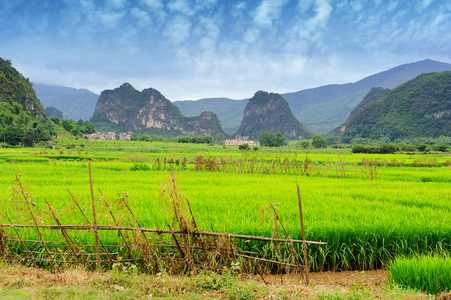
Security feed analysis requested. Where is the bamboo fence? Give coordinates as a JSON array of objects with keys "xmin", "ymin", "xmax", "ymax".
[{"xmin": 0, "ymin": 164, "xmax": 326, "ymax": 285}]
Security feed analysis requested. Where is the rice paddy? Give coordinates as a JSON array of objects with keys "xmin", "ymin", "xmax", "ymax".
[{"xmin": 0, "ymin": 141, "xmax": 450, "ymax": 274}]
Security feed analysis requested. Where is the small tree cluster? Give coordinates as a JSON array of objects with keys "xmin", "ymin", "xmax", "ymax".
[
  {"xmin": 257, "ymin": 131, "xmax": 285, "ymax": 147},
  {"xmin": 1, "ymin": 111, "xmax": 57, "ymax": 147},
  {"xmin": 52, "ymin": 117, "xmax": 95, "ymax": 137},
  {"xmin": 312, "ymin": 135, "xmax": 327, "ymax": 148},
  {"xmin": 175, "ymin": 135, "xmax": 213, "ymax": 144}
]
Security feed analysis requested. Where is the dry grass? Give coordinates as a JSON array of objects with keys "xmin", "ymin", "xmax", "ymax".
[{"xmin": 0, "ymin": 261, "xmax": 430, "ymax": 300}]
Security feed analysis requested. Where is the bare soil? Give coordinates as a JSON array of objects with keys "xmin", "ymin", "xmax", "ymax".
[{"xmin": 0, "ymin": 263, "xmax": 432, "ymax": 299}]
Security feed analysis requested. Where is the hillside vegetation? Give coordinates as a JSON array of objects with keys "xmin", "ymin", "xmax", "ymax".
[
  {"xmin": 339, "ymin": 71, "xmax": 451, "ymax": 142},
  {"xmin": 0, "ymin": 57, "xmax": 56, "ymax": 146}
]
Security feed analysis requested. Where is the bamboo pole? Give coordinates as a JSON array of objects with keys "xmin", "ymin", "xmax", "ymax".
[
  {"xmin": 67, "ymin": 190, "xmax": 113, "ymax": 264},
  {"xmin": 121, "ymin": 194, "xmax": 154, "ymax": 270},
  {"xmin": 44, "ymin": 197, "xmax": 83, "ymax": 264},
  {"xmin": 100, "ymin": 189, "xmax": 134, "ymax": 260},
  {"xmin": 0, "ymin": 228, "xmax": 7, "ymax": 258},
  {"xmin": 89, "ymin": 163, "xmax": 101, "ymax": 272},
  {"xmin": 297, "ymin": 183, "xmax": 309, "ymax": 285},
  {"xmin": 0, "ymin": 224, "xmax": 327, "ymax": 245},
  {"xmin": 15, "ymin": 175, "xmax": 59, "ymax": 271}
]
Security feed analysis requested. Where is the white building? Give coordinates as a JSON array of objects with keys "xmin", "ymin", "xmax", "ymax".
[{"xmin": 225, "ymin": 138, "xmax": 260, "ymax": 146}]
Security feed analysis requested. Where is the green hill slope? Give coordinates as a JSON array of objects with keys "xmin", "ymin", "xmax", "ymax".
[
  {"xmin": 0, "ymin": 57, "xmax": 56, "ymax": 146},
  {"xmin": 175, "ymin": 59, "xmax": 451, "ymax": 135},
  {"xmin": 339, "ymin": 72, "xmax": 451, "ymax": 142}
]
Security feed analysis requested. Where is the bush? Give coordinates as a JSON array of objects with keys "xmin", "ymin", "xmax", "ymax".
[
  {"xmin": 380, "ymin": 144, "xmax": 397, "ymax": 154},
  {"xmin": 238, "ymin": 143, "xmax": 249, "ymax": 151},
  {"xmin": 352, "ymin": 144, "xmax": 380, "ymax": 154},
  {"xmin": 312, "ymin": 135, "xmax": 327, "ymax": 148},
  {"xmin": 416, "ymin": 144, "xmax": 427, "ymax": 152},
  {"xmin": 433, "ymin": 144, "xmax": 449, "ymax": 152}
]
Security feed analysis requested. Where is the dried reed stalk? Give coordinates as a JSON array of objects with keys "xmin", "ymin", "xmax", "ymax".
[
  {"xmin": 89, "ymin": 163, "xmax": 101, "ymax": 272},
  {"xmin": 297, "ymin": 183, "xmax": 309, "ymax": 285}
]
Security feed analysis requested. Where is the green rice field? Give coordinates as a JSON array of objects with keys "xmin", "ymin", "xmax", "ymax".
[{"xmin": 0, "ymin": 141, "xmax": 450, "ymax": 272}]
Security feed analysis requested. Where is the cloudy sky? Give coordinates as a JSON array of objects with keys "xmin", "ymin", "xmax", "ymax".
[{"xmin": 1, "ymin": 0, "xmax": 450, "ymax": 100}]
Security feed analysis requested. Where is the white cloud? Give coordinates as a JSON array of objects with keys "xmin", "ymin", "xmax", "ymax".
[
  {"xmin": 350, "ymin": 0, "xmax": 366, "ymax": 12},
  {"xmin": 252, "ymin": 0, "xmax": 289, "ymax": 27},
  {"xmin": 168, "ymin": 0, "xmax": 193, "ymax": 16},
  {"xmin": 231, "ymin": 2, "xmax": 246, "ymax": 18},
  {"xmin": 96, "ymin": 10, "xmax": 126, "ymax": 29},
  {"xmin": 163, "ymin": 15, "xmax": 192, "ymax": 44},
  {"xmin": 243, "ymin": 27, "xmax": 260, "ymax": 44},
  {"xmin": 105, "ymin": 0, "xmax": 126, "ymax": 10},
  {"xmin": 420, "ymin": 0, "xmax": 433, "ymax": 10},
  {"xmin": 294, "ymin": 0, "xmax": 333, "ymax": 42},
  {"xmin": 140, "ymin": 0, "xmax": 163, "ymax": 10},
  {"xmin": 131, "ymin": 7, "xmax": 152, "ymax": 27},
  {"xmin": 195, "ymin": 0, "xmax": 218, "ymax": 10},
  {"xmin": 297, "ymin": 0, "xmax": 314, "ymax": 12},
  {"xmin": 386, "ymin": 1, "xmax": 399, "ymax": 12}
]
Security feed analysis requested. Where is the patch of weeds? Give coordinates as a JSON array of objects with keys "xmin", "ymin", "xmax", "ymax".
[
  {"xmin": 188, "ymin": 263, "xmax": 257, "ymax": 299},
  {"xmin": 318, "ymin": 272, "xmax": 373, "ymax": 300},
  {"xmin": 223, "ymin": 282, "xmax": 255, "ymax": 300},
  {"xmin": 190, "ymin": 271, "xmax": 233, "ymax": 292}
]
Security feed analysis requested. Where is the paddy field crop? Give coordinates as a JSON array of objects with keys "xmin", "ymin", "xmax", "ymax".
[{"xmin": 0, "ymin": 141, "xmax": 450, "ymax": 273}]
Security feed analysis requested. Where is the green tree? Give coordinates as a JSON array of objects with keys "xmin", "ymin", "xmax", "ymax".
[
  {"xmin": 238, "ymin": 143, "xmax": 249, "ymax": 150},
  {"xmin": 298, "ymin": 140, "xmax": 310, "ymax": 149},
  {"xmin": 214, "ymin": 132, "xmax": 225, "ymax": 144},
  {"xmin": 257, "ymin": 131, "xmax": 285, "ymax": 147},
  {"xmin": 312, "ymin": 135, "xmax": 327, "ymax": 148}
]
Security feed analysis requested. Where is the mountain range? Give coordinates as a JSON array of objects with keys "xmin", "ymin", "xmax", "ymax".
[
  {"xmin": 176, "ymin": 59, "xmax": 451, "ymax": 134},
  {"xmin": 33, "ymin": 59, "xmax": 451, "ymax": 136},
  {"xmin": 90, "ymin": 83, "xmax": 225, "ymax": 137},
  {"xmin": 334, "ymin": 71, "xmax": 451, "ymax": 142},
  {"xmin": 34, "ymin": 84, "xmax": 98, "ymax": 121}
]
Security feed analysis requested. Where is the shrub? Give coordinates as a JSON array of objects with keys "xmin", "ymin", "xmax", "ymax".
[
  {"xmin": 433, "ymin": 144, "xmax": 449, "ymax": 152},
  {"xmin": 238, "ymin": 143, "xmax": 249, "ymax": 151}
]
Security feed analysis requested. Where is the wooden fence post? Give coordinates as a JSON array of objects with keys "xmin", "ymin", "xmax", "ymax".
[
  {"xmin": 297, "ymin": 183, "xmax": 309, "ymax": 285},
  {"xmin": 0, "ymin": 228, "xmax": 7, "ymax": 258},
  {"xmin": 89, "ymin": 163, "xmax": 101, "ymax": 272}
]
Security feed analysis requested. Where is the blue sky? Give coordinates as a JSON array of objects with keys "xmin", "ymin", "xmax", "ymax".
[{"xmin": 1, "ymin": 0, "xmax": 450, "ymax": 100}]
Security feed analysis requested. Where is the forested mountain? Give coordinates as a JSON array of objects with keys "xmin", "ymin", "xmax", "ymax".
[
  {"xmin": 174, "ymin": 98, "xmax": 247, "ymax": 135},
  {"xmin": 32, "ymin": 59, "xmax": 451, "ymax": 136},
  {"xmin": 337, "ymin": 71, "xmax": 451, "ymax": 142},
  {"xmin": 90, "ymin": 83, "xmax": 225, "ymax": 137},
  {"xmin": 175, "ymin": 59, "xmax": 451, "ymax": 134},
  {"xmin": 44, "ymin": 106, "xmax": 63, "ymax": 118},
  {"xmin": 0, "ymin": 57, "xmax": 56, "ymax": 146},
  {"xmin": 235, "ymin": 91, "xmax": 313, "ymax": 139},
  {"xmin": 34, "ymin": 84, "xmax": 99, "ymax": 121}
]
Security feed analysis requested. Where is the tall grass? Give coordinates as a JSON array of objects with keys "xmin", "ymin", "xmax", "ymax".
[{"xmin": 388, "ymin": 254, "xmax": 451, "ymax": 295}]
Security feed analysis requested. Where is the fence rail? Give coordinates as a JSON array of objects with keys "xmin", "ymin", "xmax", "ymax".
[{"xmin": 0, "ymin": 164, "xmax": 326, "ymax": 285}]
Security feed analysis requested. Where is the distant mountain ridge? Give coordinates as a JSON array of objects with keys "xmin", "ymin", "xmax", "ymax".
[
  {"xmin": 34, "ymin": 84, "xmax": 99, "ymax": 121},
  {"xmin": 235, "ymin": 91, "xmax": 313, "ymax": 139},
  {"xmin": 175, "ymin": 59, "xmax": 451, "ymax": 134},
  {"xmin": 34, "ymin": 59, "xmax": 451, "ymax": 135},
  {"xmin": 337, "ymin": 71, "xmax": 451, "ymax": 142},
  {"xmin": 90, "ymin": 83, "xmax": 225, "ymax": 137},
  {"xmin": 173, "ymin": 98, "xmax": 247, "ymax": 135}
]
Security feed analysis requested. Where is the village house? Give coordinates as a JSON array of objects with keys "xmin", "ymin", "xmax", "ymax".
[
  {"xmin": 104, "ymin": 132, "xmax": 116, "ymax": 140},
  {"xmin": 119, "ymin": 133, "xmax": 131, "ymax": 141},
  {"xmin": 225, "ymin": 138, "xmax": 260, "ymax": 147}
]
